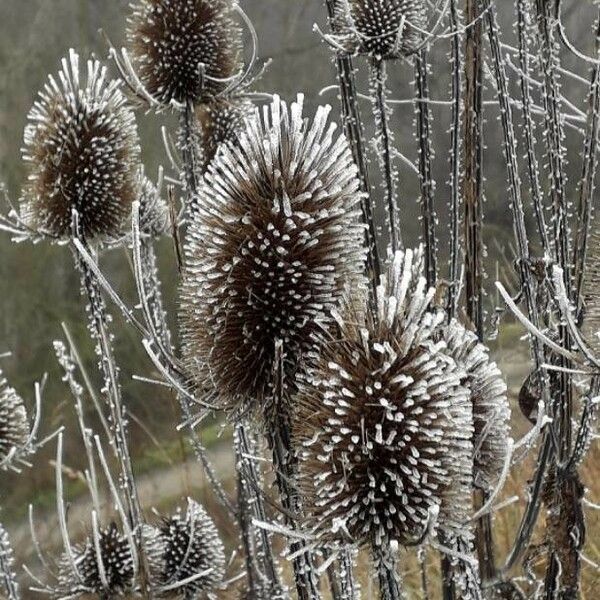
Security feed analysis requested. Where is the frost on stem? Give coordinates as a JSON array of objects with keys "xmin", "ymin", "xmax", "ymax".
[
  {"xmin": 438, "ymin": 320, "xmax": 511, "ymax": 492},
  {"xmin": 0, "ymin": 372, "xmax": 30, "ymax": 469},
  {"xmin": 20, "ymin": 50, "xmax": 142, "ymax": 240},
  {"xmin": 331, "ymin": 0, "xmax": 426, "ymax": 59},
  {"xmin": 293, "ymin": 247, "xmax": 474, "ymax": 552},
  {"xmin": 148, "ymin": 498, "xmax": 226, "ymax": 598},
  {"xmin": 0, "ymin": 521, "xmax": 18, "ymax": 600},
  {"xmin": 127, "ymin": 0, "xmax": 243, "ymax": 106},
  {"xmin": 179, "ymin": 94, "xmax": 367, "ymax": 420}
]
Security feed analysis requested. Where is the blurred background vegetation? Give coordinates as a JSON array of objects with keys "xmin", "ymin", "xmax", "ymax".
[{"xmin": 1, "ymin": 1, "xmax": 600, "ymax": 597}]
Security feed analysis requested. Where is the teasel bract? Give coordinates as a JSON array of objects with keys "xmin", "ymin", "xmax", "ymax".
[
  {"xmin": 20, "ymin": 50, "xmax": 142, "ymax": 241},
  {"xmin": 149, "ymin": 498, "xmax": 226, "ymax": 598},
  {"xmin": 294, "ymin": 247, "xmax": 475, "ymax": 598},
  {"xmin": 56, "ymin": 523, "xmax": 136, "ymax": 597},
  {"xmin": 126, "ymin": 0, "xmax": 243, "ymax": 107},
  {"xmin": 179, "ymin": 94, "xmax": 367, "ymax": 419},
  {"xmin": 0, "ymin": 372, "xmax": 29, "ymax": 469},
  {"xmin": 438, "ymin": 320, "xmax": 511, "ymax": 492}
]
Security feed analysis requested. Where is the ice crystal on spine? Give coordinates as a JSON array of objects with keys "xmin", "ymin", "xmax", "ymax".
[
  {"xmin": 333, "ymin": 0, "xmax": 426, "ymax": 59},
  {"xmin": 179, "ymin": 94, "xmax": 367, "ymax": 417},
  {"xmin": 57, "ymin": 523, "xmax": 135, "ymax": 596},
  {"xmin": 0, "ymin": 372, "xmax": 29, "ymax": 468},
  {"xmin": 294, "ymin": 248, "xmax": 474, "ymax": 549},
  {"xmin": 438, "ymin": 320, "xmax": 511, "ymax": 491},
  {"xmin": 150, "ymin": 498, "xmax": 225, "ymax": 598},
  {"xmin": 127, "ymin": 0, "xmax": 243, "ymax": 105},
  {"xmin": 20, "ymin": 50, "xmax": 142, "ymax": 240}
]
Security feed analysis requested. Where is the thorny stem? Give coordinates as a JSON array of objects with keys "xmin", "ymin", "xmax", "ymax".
[
  {"xmin": 482, "ymin": 0, "xmax": 554, "ymax": 580},
  {"xmin": 370, "ymin": 58, "xmax": 402, "ymax": 254},
  {"xmin": 415, "ymin": 48, "xmax": 438, "ymax": 288},
  {"xmin": 0, "ymin": 521, "xmax": 18, "ymax": 600},
  {"xmin": 463, "ymin": 0, "xmax": 493, "ymax": 585},
  {"xmin": 376, "ymin": 550, "xmax": 405, "ymax": 600},
  {"xmin": 448, "ymin": 0, "xmax": 463, "ymax": 321},
  {"xmin": 179, "ymin": 100, "xmax": 201, "ymax": 218},
  {"xmin": 516, "ymin": 0, "xmax": 551, "ymax": 254},
  {"xmin": 573, "ymin": 10, "xmax": 600, "ymax": 315},
  {"xmin": 324, "ymin": 0, "xmax": 381, "ymax": 291},
  {"xmin": 72, "ymin": 236, "xmax": 151, "ymax": 598}
]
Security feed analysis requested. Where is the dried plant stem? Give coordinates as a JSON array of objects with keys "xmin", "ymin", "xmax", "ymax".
[
  {"xmin": 516, "ymin": 0, "xmax": 550, "ymax": 253},
  {"xmin": 448, "ymin": 0, "xmax": 463, "ymax": 320},
  {"xmin": 573, "ymin": 11, "xmax": 600, "ymax": 313},
  {"xmin": 179, "ymin": 100, "xmax": 200, "ymax": 216},
  {"xmin": 0, "ymin": 521, "xmax": 18, "ymax": 600},
  {"xmin": 324, "ymin": 0, "xmax": 381, "ymax": 289},
  {"xmin": 463, "ymin": 0, "xmax": 492, "ymax": 586},
  {"xmin": 370, "ymin": 58, "xmax": 401, "ymax": 254},
  {"xmin": 72, "ymin": 236, "xmax": 151, "ymax": 597},
  {"xmin": 415, "ymin": 48, "xmax": 438, "ymax": 288},
  {"xmin": 376, "ymin": 550, "xmax": 404, "ymax": 600}
]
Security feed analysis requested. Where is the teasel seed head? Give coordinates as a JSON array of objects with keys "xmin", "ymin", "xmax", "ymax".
[
  {"xmin": 438, "ymin": 319, "xmax": 511, "ymax": 491},
  {"xmin": 179, "ymin": 95, "xmax": 367, "ymax": 419},
  {"xmin": 138, "ymin": 177, "xmax": 171, "ymax": 238},
  {"xmin": 127, "ymin": 0, "xmax": 243, "ymax": 106},
  {"xmin": 57, "ymin": 523, "xmax": 135, "ymax": 596},
  {"xmin": 20, "ymin": 50, "xmax": 142, "ymax": 241},
  {"xmin": 195, "ymin": 98, "xmax": 255, "ymax": 168},
  {"xmin": 333, "ymin": 0, "xmax": 426, "ymax": 59},
  {"xmin": 151, "ymin": 498, "xmax": 225, "ymax": 598},
  {"xmin": 294, "ymin": 248, "xmax": 474, "ymax": 550},
  {"xmin": 0, "ymin": 373, "xmax": 29, "ymax": 468}
]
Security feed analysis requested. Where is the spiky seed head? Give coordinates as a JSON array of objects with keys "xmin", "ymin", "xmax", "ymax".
[
  {"xmin": 0, "ymin": 373, "xmax": 29, "ymax": 467},
  {"xmin": 333, "ymin": 0, "xmax": 426, "ymax": 59},
  {"xmin": 151, "ymin": 498, "xmax": 225, "ymax": 597},
  {"xmin": 58, "ymin": 523, "xmax": 135, "ymax": 596},
  {"xmin": 438, "ymin": 320, "xmax": 511, "ymax": 491},
  {"xmin": 20, "ymin": 50, "xmax": 142, "ymax": 240},
  {"xmin": 294, "ymin": 248, "xmax": 474, "ymax": 550},
  {"xmin": 127, "ymin": 0, "xmax": 243, "ymax": 106},
  {"xmin": 195, "ymin": 98, "xmax": 255, "ymax": 168},
  {"xmin": 138, "ymin": 177, "xmax": 171, "ymax": 238},
  {"xmin": 179, "ymin": 95, "xmax": 367, "ymax": 418}
]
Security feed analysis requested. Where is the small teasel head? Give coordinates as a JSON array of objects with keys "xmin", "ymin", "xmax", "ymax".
[
  {"xmin": 151, "ymin": 498, "xmax": 225, "ymax": 597},
  {"xmin": 294, "ymin": 247, "xmax": 474, "ymax": 550},
  {"xmin": 127, "ymin": 0, "xmax": 243, "ymax": 106},
  {"xmin": 20, "ymin": 50, "xmax": 142, "ymax": 240},
  {"xmin": 0, "ymin": 372, "xmax": 29, "ymax": 469},
  {"xmin": 438, "ymin": 319, "xmax": 511, "ymax": 491},
  {"xmin": 179, "ymin": 94, "xmax": 367, "ymax": 419},
  {"xmin": 195, "ymin": 98, "xmax": 255, "ymax": 168},
  {"xmin": 332, "ymin": 0, "xmax": 427, "ymax": 59},
  {"xmin": 57, "ymin": 523, "xmax": 135, "ymax": 596}
]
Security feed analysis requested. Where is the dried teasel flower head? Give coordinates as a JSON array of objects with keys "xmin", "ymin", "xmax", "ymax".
[
  {"xmin": 179, "ymin": 94, "xmax": 367, "ymax": 418},
  {"xmin": 20, "ymin": 50, "xmax": 142, "ymax": 240},
  {"xmin": 137, "ymin": 177, "xmax": 171, "ymax": 238},
  {"xmin": 0, "ymin": 373, "xmax": 29, "ymax": 469},
  {"xmin": 195, "ymin": 98, "xmax": 255, "ymax": 168},
  {"xmin": 127, "ymin": 0, "xmax": 243, "ymax": 106},
  {"xmin": 438, "ymin": 320, "xmax": 511, "ymax": 491},
  {"xmin": 57, "ymin": 523, "xmax": 135, "ymax": 596},
  {"xmin": 150, "ymin": 498, "xmax": 225, "ymax": 598},
  {"xmin": 331, "ymin": 0, "xmax": 427, "ymax": 60},
  {"xmin": 294, "ymin": 247, "xmax": 474, "ymax": 550}
]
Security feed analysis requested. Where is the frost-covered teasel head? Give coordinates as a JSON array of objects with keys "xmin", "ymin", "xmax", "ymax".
[
  {"xmin": 137, "ymin": 177, "xmax": 171, "ymax": 239},
  {"xmin": 150, "ymin": 498, "xmax": 225, "ymax": 597},
  {"xmin": 438, "ymin": 320, "xmax": 511, "ymax": 491},
  {"xmin": 195, "ymin": 98, "xmax": 255, "ymax": 168},
  {"xmin": 20, "ymin": 50, "xmax": 142, "ymax": 240},
  {"xmin": 127, "ymin": 0, "xmax": 243, "ymax": 106},
  {"xmin": 57, "ymin": 523, "xmax": 135, "ymax": 597},
  {"xmin": 332, "ymin": 0, "xmax": 427, "ymax": 59},
  {"xmin": 0, "ymin": 373, "xmax": 30, "ymax": 469},
  {"xmin": 294, "ymin": 248, "xmax": 474, "ymax": 550},
  {"xmin": 179, "ymin": 95, "xmax": 367, "ymax": 418}
]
